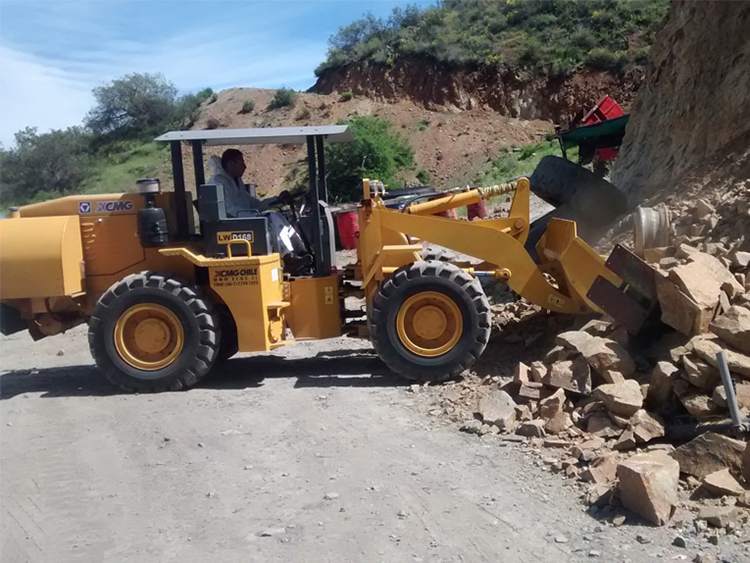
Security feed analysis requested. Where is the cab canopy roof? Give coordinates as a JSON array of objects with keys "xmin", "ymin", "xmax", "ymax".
[{"xmin": 155, "ymin": 125, "xmax": 353, "ymax": 146}]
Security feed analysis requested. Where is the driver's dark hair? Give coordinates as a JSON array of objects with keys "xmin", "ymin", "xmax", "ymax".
[{"xmin": 221, "ymin": 149, "xmax": 243, "ymax": 170}]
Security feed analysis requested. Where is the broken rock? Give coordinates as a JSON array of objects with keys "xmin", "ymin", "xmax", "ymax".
[
  {"xmin": 516, "ymin": 420, "xmax": 546, "ymax": 438},
  {"xmin": 539, "ymin": 388, "xmax": 566, "ymax": 420},
  {"xmin": 513, "ymin": 362, "xmax": 531, "ymax": 384},
  {"xmin": 682, "ymin": 355, "xmax": 721, "ymax": 390},
  {"xmin": 593, "ymin": 380, "xmax": 643, "ymax": 418},
  {"xmin": 581, "ymin": 452, "xmax": 619, "ymax": 484},
  {"xmin": 617, "ymin": 451, "xmax": 680, "ymax": 526},
  {"xmin": 646, "ymin": 361, "xmax": 680, "ymax": 409},
  {"xmin": 710, "ymin": 306, "xmax": 750, "ymax": 355},
  {"xmin": 670, "ymin": 432, "xmax": 746, "ymax": 479},
  {"xmin": 556, "ymin": 331, "xmax": 636, "ymax": 377},
  {"xmin": 669, "ymin": 251, "xmax": 743, "ymax": 308},
  {"xmin": 680, "ymin": 392, "xmax": 717, "ymax": 418},
  {"xmin": 690, "ymin": 336, "xmax": 750, "ymax": 379},
  {"xmin": 613, "ymin": 428, "xmax": 637, "ymax": 451},
  {"xmin": 744, "ymin": 442, "xmax": 750, "ymax": 484},
  {"xmin": 587, "ymin": 415, "xmax": 621, "ymax": 438},
  {"xmin": 702, "ymin": 468, "xmax": 745, "ymax": 497},
  {"xmin": 698, "ymin": 505, "xmax": 739, "ymax": 529},
  {"xmin": 478, "ymin": 390, "xmax": 517, "ymax": 432},
  {"xmin": 544, "ymin": 357, "xmax": 592, "ymax": 395},
  {"xmin": 629, "ymin": 409, "xmax": 665, "ymax": 444},
  {"xmin": 656, "ymin": 273, "xmax": 709, "ymax": 335},
  {"xmin": 529, "ymin": 361, "xmax": 547, "ymax": 383},
  {"xmin": 544, "ymin": 411, "xmax": 573, "ymax": 435}
]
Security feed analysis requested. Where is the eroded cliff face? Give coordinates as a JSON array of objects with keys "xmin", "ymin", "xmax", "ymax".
[
  {"xmin": 612, "ymin": 0, "xmax": 750, "ymax": 203},
  {"xmin": 312, "ymin": 59, "xmax": 644, "ymax": 124}
]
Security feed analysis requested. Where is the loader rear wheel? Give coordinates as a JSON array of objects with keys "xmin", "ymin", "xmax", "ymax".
[
  {"xmin": 89, "ymin": 272, "xmax": 220, "ymax": 392},
  {"xmin": 369, "ymin": 261, "xmax": 491, "ymax": 382}
]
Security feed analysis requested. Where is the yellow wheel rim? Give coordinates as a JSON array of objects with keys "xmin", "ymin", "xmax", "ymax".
[
  {"xmin": 396, "ymin": 291, "xmax": 463, "ymax": 357},
  {"xmin": 114, "ymin": 304, "xmax": 184, "ymax": 370}
]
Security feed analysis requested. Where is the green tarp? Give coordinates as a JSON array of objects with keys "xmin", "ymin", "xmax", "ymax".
[{"xmin": 559, "ymin": 115, "xmax": 630, "ymax": 150}]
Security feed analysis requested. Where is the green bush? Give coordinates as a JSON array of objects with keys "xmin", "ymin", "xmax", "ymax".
[
  {"xmin": 240, "ymin": 99, "xmax": 255, "ymax": 114},
  {"xmin": 324, "ymin": 116, "xmax": 414, "ymax": 202},
  {"xmin": 339, "ymin": 91, "xmax": 354, "ymax": 101},
  {"xmin": 315, "ymin": 0, "xmax": 669, "ymax": 76},
  {"xmin": 585, "ymin": 48, "xmax": 630, "ymax": 71},
  {"xmin": 416, "ymin": 169, "xmax": 431, "ymax": 185},
  {"xmin": 269, "ymin": 88, "xmax": 297, "ymax": 109}
]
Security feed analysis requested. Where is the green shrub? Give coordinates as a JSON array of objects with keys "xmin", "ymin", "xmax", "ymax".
[
  {"xmin": 416, "ymin": 169, "xmax": 431, "ymax": 185},
  {"xmin": 323, "ymin": 116, "xmax": 414, "ymax": 202},
  {"xmin": 208, "ymin": 93, "xmax": 218, "ymax": 104},
  {"xmin": 417, "ymin": 119, "xmax": 430, "ymax": 131},
  {"xmin": 339, "ymin": 91, "xmax": 354, "ymax": 101},
  {"xmin": 315, "ymin": 0, "xmax": 669, "ymax": 76},
  {"xmin": 585, "ymin": 48, "xmax": 630, "ymax": 71},
  {"xmin": 269, "ymin": 88, "xmax": 297, "ymax": 109},
  {"xmin": 240, "ymin": 99, "xmax": 255, "ymax": 114}
]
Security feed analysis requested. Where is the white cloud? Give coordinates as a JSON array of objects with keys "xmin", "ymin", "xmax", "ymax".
[
  {"xmin": 0, "ymin": 21, "xmax": 326, "ymax": 147},
  {"xmin": 0, "ymin": 45, "xmax": 94, "ymax": 146}
]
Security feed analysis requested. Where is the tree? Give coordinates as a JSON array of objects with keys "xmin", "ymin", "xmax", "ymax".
[
  {"xmin": 85, "ymin": 72, "xmax": 179, "ymax": 139},
  {"xmin": 324, "ymin": 116, "xmax": 414, "ymax": 202},
  {"xmin": 0, "ymin": 127, "xmax": 93, "ymax": 206}
]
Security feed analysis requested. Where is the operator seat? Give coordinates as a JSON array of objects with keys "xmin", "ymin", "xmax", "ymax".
[{"xmin": 197, "ymin": 183, "xmax": 272, "ymax": 258}]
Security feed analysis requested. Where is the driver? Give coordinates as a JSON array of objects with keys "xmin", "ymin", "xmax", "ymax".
[{"xmin": 207, "ymin": 149, "xmax": 311, "ymax": 273}]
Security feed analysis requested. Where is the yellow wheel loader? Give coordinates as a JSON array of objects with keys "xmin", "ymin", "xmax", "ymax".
[{"xmin": 0, "ymin": 126, "xmax": 657, "ymax": 392}]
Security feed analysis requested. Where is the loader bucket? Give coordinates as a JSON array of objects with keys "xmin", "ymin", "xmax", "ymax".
[{"xmin": 538, "ymin": 219, "xmax": 659, "ymax": 333}]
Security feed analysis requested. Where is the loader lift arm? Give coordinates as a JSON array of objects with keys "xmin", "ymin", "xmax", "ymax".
[{"xmin": 358, "ymin": 177, "xmax": 636, "ymax": 322}]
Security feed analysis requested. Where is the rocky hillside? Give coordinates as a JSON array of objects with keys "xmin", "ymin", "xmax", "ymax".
[
  {"xmin": 312, "ymin": 60, "xmax": 643, "ymax": 124},
  {"xmin": 185, "ymin": 88, "xmax": 550, "ymax": 197},
  {"xmin": 612, "ymin": 1, "xmax": 750, "ymax": 205}
]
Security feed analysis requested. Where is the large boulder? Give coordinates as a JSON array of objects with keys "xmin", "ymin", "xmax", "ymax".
[
  {"xmin": 555, "ymin": 331, "xmax": 635, "ymax": 377},
  {"xmin": 690, "ymin": 336, "xmax": 750, "ymax": 379},
  {"xmin": 670, "ymin": 432, "xmax": 746, "ymax": 479},
  {"xmin": 617, "ymin": 451, "xmax": 680, "ymax": 525},
  {"xmin": 710, "ymin": 306, "xmax": 750, "ymax": 355}
]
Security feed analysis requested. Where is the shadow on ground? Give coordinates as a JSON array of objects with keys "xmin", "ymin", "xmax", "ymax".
[{"xmin": 0, "ymin": 349, "xmax": 403, "ymax": 400}]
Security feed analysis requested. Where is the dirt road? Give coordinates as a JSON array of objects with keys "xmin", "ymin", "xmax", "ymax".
[{"xmin": 0, "ymin": 326, "xmax": 741, "ymax": 562}]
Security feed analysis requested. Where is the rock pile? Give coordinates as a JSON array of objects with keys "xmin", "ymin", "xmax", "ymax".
[{"xmin": 459, "ymin": 222, "xmax": 750, "ymax": 530}]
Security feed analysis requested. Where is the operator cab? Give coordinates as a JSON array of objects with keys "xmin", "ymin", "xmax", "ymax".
[{"xmin": 154, "ymin": 126, "xmax": 354, "ymax": 277}]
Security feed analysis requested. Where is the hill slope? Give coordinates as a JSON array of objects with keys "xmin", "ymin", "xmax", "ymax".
[
  {"xmin": 311, "ymin": 0, "xmax": 669, "ymax": 122},
  {"xmin": 183, "ymin": 88, "xmax": 551, "ymax": 197}
]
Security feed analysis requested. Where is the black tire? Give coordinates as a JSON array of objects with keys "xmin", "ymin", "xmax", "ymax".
[
  {"xmin": 529, "ymin": 155, "xmax": 628, "ymax": 220},
  {"xmin": 89, "ymin": 272, "xmax": 220, "ymax": 392},
  {"xmin": 215, "ymin": 305, "xmax": 239, "ymax": 363},
  {"xmin": 369, "ymin": 261, "xmax": 491, "ymax": 382},
  {"xmin": 419, "ymin": 248, "xmax": 451, "ymax": 262}
]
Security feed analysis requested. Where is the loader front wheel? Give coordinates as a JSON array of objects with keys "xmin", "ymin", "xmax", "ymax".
[
  {"xmin": 369, "ymin": 261, "xmax": 491, "ymax": 382},
  {"xmin": 89, "ymin": 272, "xmax": 220, "ymax": 392}
]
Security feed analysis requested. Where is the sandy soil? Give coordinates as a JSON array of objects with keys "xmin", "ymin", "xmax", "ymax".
[{"xmin": 2, "ymin": 324, "xmax": 745, "ymax": 563}]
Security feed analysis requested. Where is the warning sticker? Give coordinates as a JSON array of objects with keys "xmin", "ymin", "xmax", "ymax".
[
  {"xmin": 211, "ymin": 267, "xmax": 259, "ymax": 288},
  {"xmin": 217, "ymin": 231, "xmax": 254, "ymax": 244}
]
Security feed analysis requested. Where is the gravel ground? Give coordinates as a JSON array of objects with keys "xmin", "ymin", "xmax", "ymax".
[{"xmin": 2, "ymin": 324, "xmax": 747, "ymax": 562}]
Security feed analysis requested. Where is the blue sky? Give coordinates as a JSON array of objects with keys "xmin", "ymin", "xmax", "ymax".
[{"xmin": 0, "ymin": 0, "xmax": 434, "ymax": 147}]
